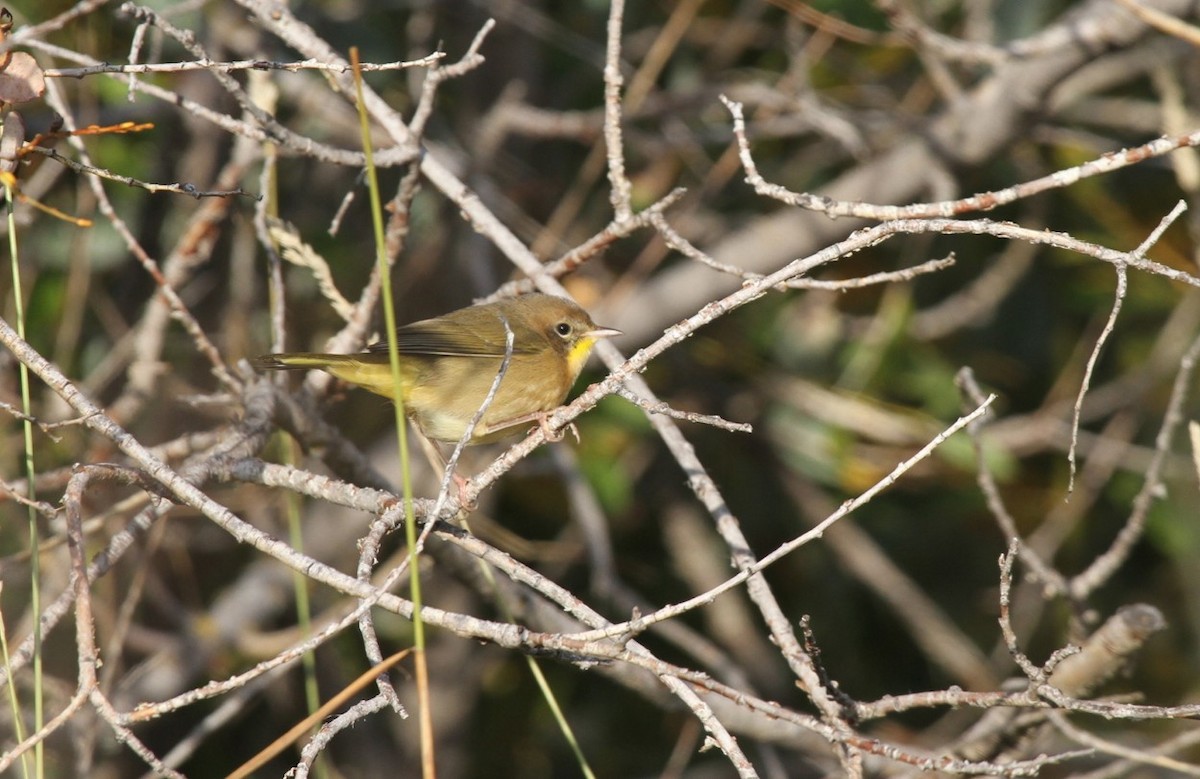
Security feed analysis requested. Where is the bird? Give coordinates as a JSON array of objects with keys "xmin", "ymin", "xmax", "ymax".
[{"xmin": 252, "ymin": 293, "xmax": 620, "ymax": 444}]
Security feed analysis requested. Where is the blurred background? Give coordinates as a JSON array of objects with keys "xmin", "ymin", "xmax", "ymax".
[{"xmin": 2, "ymin": 0, "xmax": 1200, "ymax": 776}]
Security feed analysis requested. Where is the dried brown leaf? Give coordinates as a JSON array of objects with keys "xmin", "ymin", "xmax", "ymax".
[{"xmin": 0, "ymin": 52, "xmax": 45, "ymax": 104}]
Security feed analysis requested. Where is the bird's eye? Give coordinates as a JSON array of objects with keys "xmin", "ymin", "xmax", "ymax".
[{"xmin": 555, "ymin": 322, "xmax": 573, "ymax": 337}]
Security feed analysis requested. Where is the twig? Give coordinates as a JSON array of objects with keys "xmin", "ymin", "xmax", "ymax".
[
  {"xmin": 613, "ymin": 385, "xmax": 752, "ymax": 433},
  {"xmin": 487, "ymin": 188, "xmax": 687, "ymax": 301},
  {"xmin": 0, "ymin": 476, "xmax": 58, "ymax": 516},
  {"xmin": 957, "ymin": 367, "xmax": 1067, "ymax": 595},
  {"xmin": 1070, "ymin": 325, "xmax": 1200, "ymax": 598},
  {"xmin": 23, "ymin": 145, "xmax": 257, "ymax": 199},
  {"xmin": 564, "ymin": 395, "xmax": 995, "ymax": 644},
  {"xmin": 1067, "ymin": 200, "xmax": 1187, "ymax": 494},
  {"xmin": 293, "ymin": 695, "xmax": 393, "ymax": 778},
  {"xmin": 1074, "ymin": 726, "xmax": 1200, "ymax": 779},
  {"xmin": 267, "ymin": 219, "xmax": 355, "ymax": 321},
  {"xmin": 723, "ymin": 95, "xmax": 1200, "ymax": 220},
  {"xmin": 406, "ymin": 22, "xmax": 492, "ymax": 140},
  {"xmin": 997, "ymin": 540, "xmax": 1051, "ymax": 682},
  {"xmin": 789, "ymin": 255, "xmax": 957, "ymax": 290},
  {"xmin": 40, "ymin": 80, "xmax": 242, "ymax": 398},
  {"xmin": 24, "ymin": 28, "xmax": 419, "ymax": 170},
  {"xmin": 1048, "ymin": 711, "xmax": 1200, "ymax": 776},
  {"xmin": 122, "ymin": 583, "xmax": 386, "ymax": 722},
  {"xmin": 602, "ymin": 0, "xmax": 633, "ymax": 221},
  {"xmin": 45, "ymin": 53, "xmax": 445, "ymax": 78},
  {"xmin": 227, "ymin": 650, "xmax": 409, "ymax": 779},
  {"xmin": 64, "ymin": 465, "xmax": 184, "ymax": 778},
  {"xmin": 1191, "ymin": 421, "xmax": 1200, "ymax": 483},
  {"xmin": 1112, "ymin": 0, "xmax": 1200, "ymax": 46}
]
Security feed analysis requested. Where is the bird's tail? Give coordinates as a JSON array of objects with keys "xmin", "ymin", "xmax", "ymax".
[
  {"xmin": 251, "ymin": 352, "xmax": 400, "ymax": 399},
  {"xmin": 251, "ymin": 353, "xmax": 357, "ymax": 370}
]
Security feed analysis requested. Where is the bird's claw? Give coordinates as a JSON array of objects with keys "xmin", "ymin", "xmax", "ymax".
[{"xmin": 535, "ymin": 413, "xmax": 578, "ymax": 443}]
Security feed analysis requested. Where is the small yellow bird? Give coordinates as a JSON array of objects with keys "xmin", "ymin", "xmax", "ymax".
[{"xmin": 253, "ymin": 293, "xmax": 620, "ymax": 444}]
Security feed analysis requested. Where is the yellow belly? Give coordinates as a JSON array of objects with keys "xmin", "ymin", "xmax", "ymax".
[{"xmin": 323, "ymin": 354, "xmax": 569, "ymax": 443}]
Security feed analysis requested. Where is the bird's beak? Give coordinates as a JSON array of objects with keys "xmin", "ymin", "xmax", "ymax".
[{"xmin": 589, "ymin": 327, "xmax": 622, "ymax": 340}]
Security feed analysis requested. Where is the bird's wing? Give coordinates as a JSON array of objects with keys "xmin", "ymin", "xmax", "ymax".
[{"xmin": 366, "ymin": 318, "xmax": 538, "ymax": 358}]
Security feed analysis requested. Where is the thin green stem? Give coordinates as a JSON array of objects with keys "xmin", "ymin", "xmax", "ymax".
[
  {"xmin": 0, "ymin": 588, "xmax": 30, "ymax": 779},
  {"xmin": 255, "ymin": 96, "xmax": 328, "ymax": 779},
  {"xmin": 6, "ymin": 170, "xmax": 41, "ymax": 779},
  {"xmin": 348, "ymin": 48, "xmax": 433, "ymax": 777},
  {"xmin": 461, "ymin": 520, "xmax": 596, "ymax": 778},
  {"xmin": 285, "ymin": 480, "xmax": 328, "ymax": 779}
]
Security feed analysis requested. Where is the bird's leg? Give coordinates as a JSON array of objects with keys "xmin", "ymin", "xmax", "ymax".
[
  {"xmin": 411, "ymin": 426, "xmax": 475, "ymax": 511},
  {"xmin": 540, "ymin": 415, "xmax": 580, "ymax": 444},
  {"xmin": 451, "ymin": 472, "xmax": 474, "ymax": 511},
  {"xmin": 487, "ymin": 409, "xmax": 579, "ymax": 443}
]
